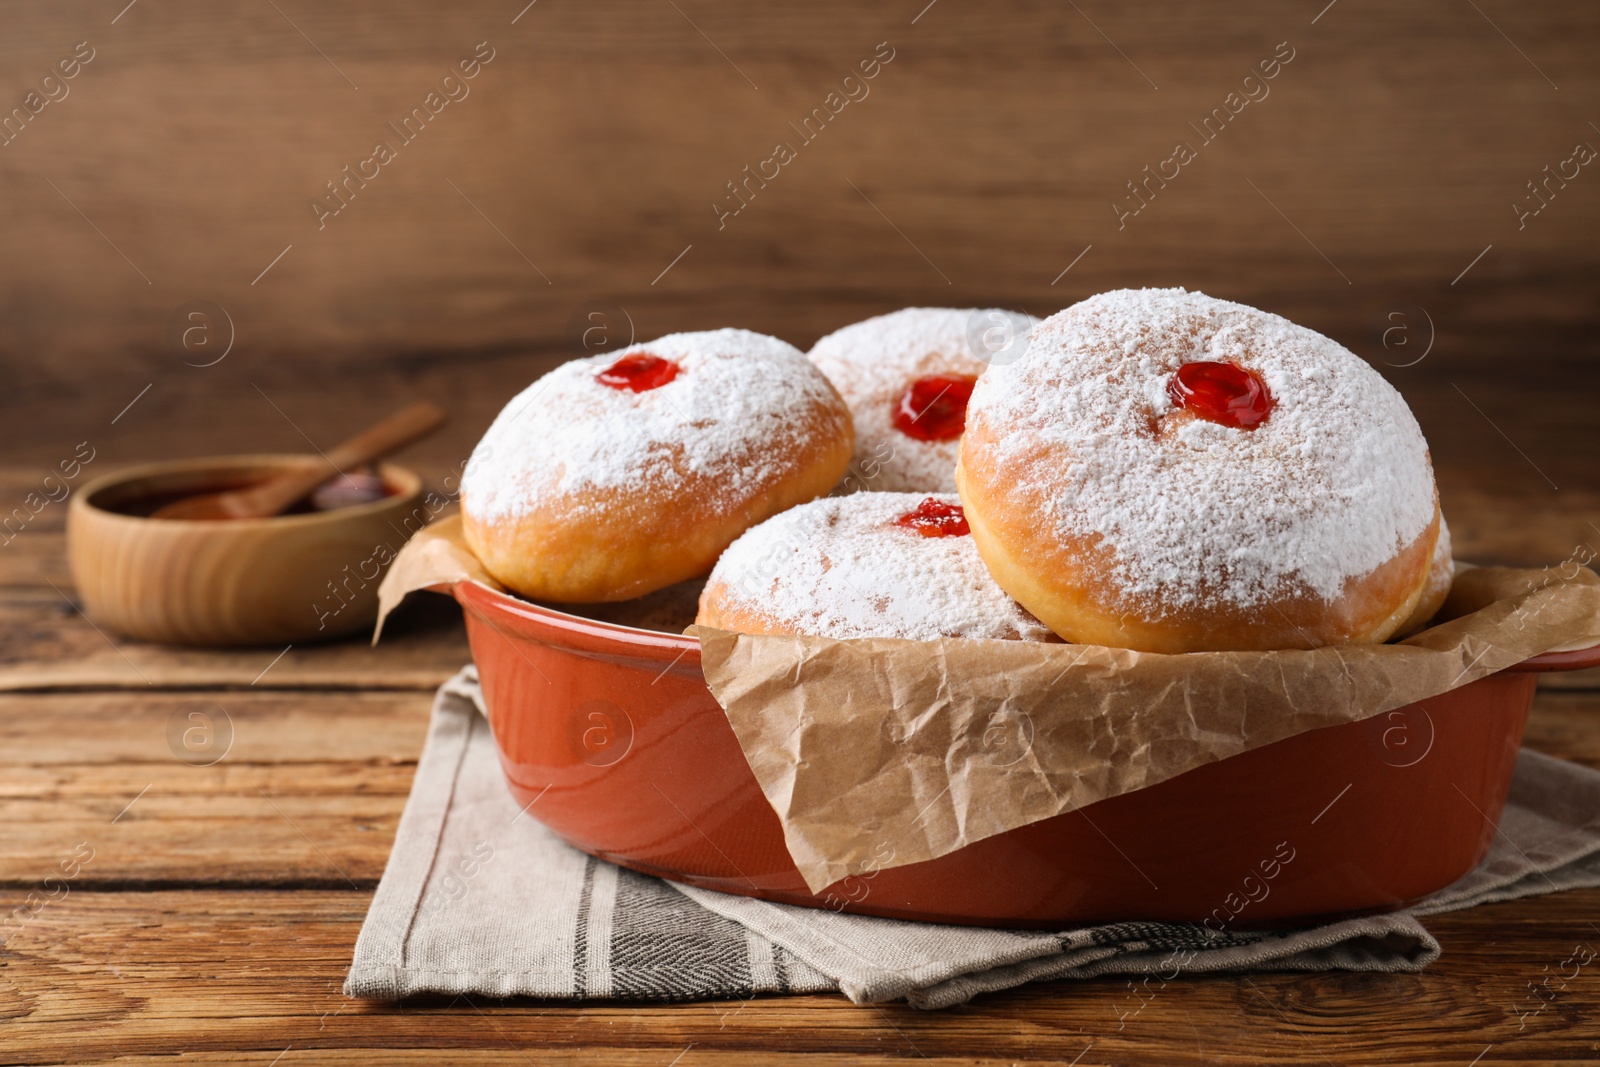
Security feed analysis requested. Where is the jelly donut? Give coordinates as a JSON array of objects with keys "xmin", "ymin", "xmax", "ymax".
[
  {"xmin": 462, "ymin": 329, "xmax": 853, "ymax": 602},
  {"xmin": 808, "ymin": 307, "xmax": 1038, "ymax": 493},
  {"xmin": 956, "ymin": 288, "xmax": 1441, "ymax": 653},
  {"xmin": 697, "ymin": 492, "xmax": 1056, "ymax": 641}
]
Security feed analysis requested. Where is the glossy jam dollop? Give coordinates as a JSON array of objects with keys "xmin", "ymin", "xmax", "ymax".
[
  {"xmin": 895, "ymin": 497, "xmax": 971, "ymax": 538},
  {"xmin": 892, "ymin": 375, "xmax": 977, "ymax": 441},
  {"xmin": 597, "ymin": 353, "xmax": 679, "ymax": 392},
  {"xmin": 1166, "ymin": 361, "xmax": 1274, "ymax": 429}
]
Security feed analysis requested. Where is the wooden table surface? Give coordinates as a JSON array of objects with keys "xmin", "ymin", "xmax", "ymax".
[{"xmin": 1, "ymin": 368, "xmax": 1598, "ymax": 1067}]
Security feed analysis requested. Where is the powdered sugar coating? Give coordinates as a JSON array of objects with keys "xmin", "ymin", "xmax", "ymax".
[
  {"xmin": 809, "ymin": 308, "xmax": 1039, "ymax": 493},
  {"xmin": 704, "ymin": 492, "xmax": 1055, "ymax": 641},
  {"xmin": 463, "ymin": 329, "xmax": 845, "ymax": 522},
  {"xmin": 965, "ymin": 288, "xmax": 1436, "ymax": 613}
]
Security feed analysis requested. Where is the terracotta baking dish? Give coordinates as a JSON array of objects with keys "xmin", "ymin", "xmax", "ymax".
[{"xmin": 453, "ymin": 578, "xmax": 1600, "ymax": 929}]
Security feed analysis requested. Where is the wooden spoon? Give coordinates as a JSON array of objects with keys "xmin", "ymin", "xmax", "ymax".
[{"xmin": 152, "ymin": 401, "xmax": 447, "ymax": 521}]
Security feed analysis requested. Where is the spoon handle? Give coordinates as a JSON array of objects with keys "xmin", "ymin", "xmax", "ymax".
[{"xmin": 237, "ymin": 401, "xmax": 447, "ymax": 516}]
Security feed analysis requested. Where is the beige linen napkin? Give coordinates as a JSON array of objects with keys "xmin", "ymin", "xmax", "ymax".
[{"xmin": 345, "ymin": 668, "xmax": 1600, "ymax": 1008}]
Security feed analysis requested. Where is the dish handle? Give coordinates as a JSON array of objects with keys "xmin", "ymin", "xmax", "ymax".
[{"xmin": 1510, "ymin": 642, "xmax": 1600, "ymax": 673}]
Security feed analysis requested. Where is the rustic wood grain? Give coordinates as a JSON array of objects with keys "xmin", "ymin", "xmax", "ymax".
[
  {"xmin": 2, "ymin": 0, "xmax": 1598, "ymax": 411},
  {"xmin": 0, "ymin": 588, "xmax": 468, "ymax": 691},
  {"xmin": 1444, "ymin": 488, "xmax": 1600, "ymax": 570},
  {"xmin": 0, "ymin": 689, "xmax": 429, "ymax": 766},
  {"xmin": 0, "ymin": 533, "xmax": 70, "ymax": 592},
  {"xmin": 0, "ymin": 689, "xmax": 429, "ymax": 886},
  {"xmin": 1520, "ymin": 691, "xmax": 1600, "ymax": 764},
  {"xmin": 3, "ymin": 889, "xmax": 1599, "ymax": 1066}
]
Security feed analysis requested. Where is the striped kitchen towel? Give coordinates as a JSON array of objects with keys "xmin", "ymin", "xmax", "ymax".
[{"xmin": 344, "ymin": 667, "xmax": 1600, "ymax": 1008}]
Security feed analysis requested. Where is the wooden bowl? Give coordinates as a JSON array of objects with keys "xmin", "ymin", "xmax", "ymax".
[{"xmin": 67, "ymin": 455, "xmax": 425, "ymax": 646}]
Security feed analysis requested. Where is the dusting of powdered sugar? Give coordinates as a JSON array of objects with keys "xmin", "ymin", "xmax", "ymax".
[
  {"xmin": 462, "ymin": 329, "xmax": 844, "ymax": 521},
  {"xmin": 808, "ymin": 308, "xmax": 1039, "ymax": 493},
  {"xmin": 966, "ymin": 288, "xmax": 1437, "ymax": 613},
  {"xmin": 706, "ymin": 492, "xmax": 1056, "ymax": 641}
]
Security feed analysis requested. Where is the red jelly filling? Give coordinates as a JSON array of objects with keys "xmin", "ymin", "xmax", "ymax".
[
  {"xmin": 895, "ymin": 498, "xmax": 970, "ymax": 538},
  {"xmin": 892, "ymin": 375, "xmax": 977, "ymax": 441},
  {"xmin": 597, "ymin": 353, "xmax": 679, "ymax": 392},
  {"xmin": 1166, "ymin": 361, "xmax": 1274, "ymax": 429}
]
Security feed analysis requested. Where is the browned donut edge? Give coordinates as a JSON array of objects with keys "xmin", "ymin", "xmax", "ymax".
[
  {"xmin": 955, "ymin": 443, "xmax": 1439, "ymax": 653},
  {"xmin": 696, "ymin": 579, "xmax": 792, "ymax": 636},
  {"xmin": 464, "ymin": 397, "xmax": 854, "ymax": 603}
]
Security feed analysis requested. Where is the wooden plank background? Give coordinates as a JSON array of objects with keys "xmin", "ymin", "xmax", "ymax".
[{"xmin": 2, "ymin": 0, "xmax": 1598, "ymax": 420}]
